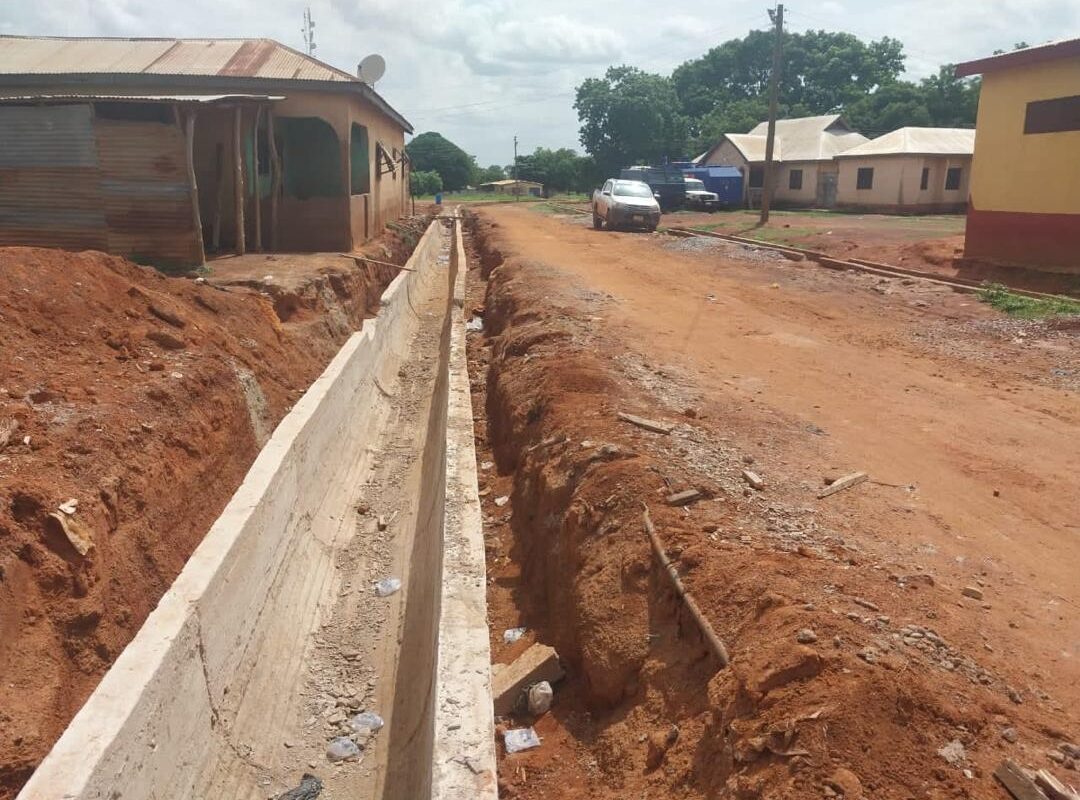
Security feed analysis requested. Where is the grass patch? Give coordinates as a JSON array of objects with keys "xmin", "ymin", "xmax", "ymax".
[{"xmin": 977, "ymin": 283, "xmax": 1080, "ymax": 319}]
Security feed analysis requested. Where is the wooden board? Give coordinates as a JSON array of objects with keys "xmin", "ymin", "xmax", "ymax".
[
  {"xmin": 995, "ymin": 760, "xmax": 1050, "ymax": 800},
  {"xmin": 617, "ymin": 412, "xmax": 674, "ymax": 435},
  {"xmin": 817, "ymin": 471, "xmax": 868, "ymax": 499}
]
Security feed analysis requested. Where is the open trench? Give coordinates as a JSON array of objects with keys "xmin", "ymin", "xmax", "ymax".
[
  {"xmin": 16, "ymin": 216, "xmax": 496, "ymax": 800},
  {"xmin": 460, "ymin": 210, "xmax": 1079, "ymax": 800}
]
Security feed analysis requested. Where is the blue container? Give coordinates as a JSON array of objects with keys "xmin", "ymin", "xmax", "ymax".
[
  {"xmin": 683, "ymin": 167, "xmax": 743, "ymax": 207},
  {"xmin": 435, "ymin": 192, "xmax": 443, "ymax": 205}
]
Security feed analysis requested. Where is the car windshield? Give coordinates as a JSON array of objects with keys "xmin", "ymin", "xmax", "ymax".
[
  {"xmin": 613, "ymin": 182, "xmax": 654, "ymax": 198},
  {"xmin": 686, "ymin": 179, "xmax": 705, "ymax": 191}
]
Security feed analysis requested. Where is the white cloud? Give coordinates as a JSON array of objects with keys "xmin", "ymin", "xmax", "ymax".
[{"xmin": 2, "ymin": 0, "xmax": 1077, "ymax": 162}]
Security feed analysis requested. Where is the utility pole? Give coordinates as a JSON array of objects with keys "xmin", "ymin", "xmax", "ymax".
[
  {"xmin": 302, "ymin": 7, "xmax": 316, "ymax": 57},
  {"xmin": 760, "ymin": 2, "xmax": 783, "ymax": 225},
  {"xmin": 513, "ymin": 135, "xmax": 519, "ymax": 201}
]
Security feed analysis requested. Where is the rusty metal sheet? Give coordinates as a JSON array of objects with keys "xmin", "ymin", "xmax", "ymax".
[
  {"xmin": 93, "ymin": 117, "xmax": 200, "ymax": 264},
  {"xmin": 0, "ymin": 37, "xmax": 174, "ymax": 74},
  {"xmin": 0, "ymin": 104, "xmax": 97, "ymax": 166},
  {"xmin": 0, "ymin": 105, "xmax": 107, "ymax": 251},
  {"xmin": 0, "ymin": 35, "xmax": 353, "ymax": 82}
]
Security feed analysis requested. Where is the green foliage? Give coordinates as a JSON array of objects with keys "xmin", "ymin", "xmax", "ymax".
[
  {"xmin": 477, "ymin": 164, "xmax": 506, "ymax": 183},
  {"xmin": 406, "ymin": 132, "xmax": 476, "ymax": 191},
  {"xmin": 574, "ymin": 66, "xmax": 689, "ymax": 175},
  {"xmin": 672, "ymin": 28, "xmax": 905, "ymax": 139},
  {"xmin": 977, "ymin": 284, "xmax": 1080, "ymax": 319},
  {"xmin": 578, "ymin": 28, "xmax": 981, "ymax": 162},
  {"xmin": 410, "ymin": 169, "xmax": 443, "ymax": 196},
  {"xmin": 513, "ymin": 147, "xmax": 602, "ymax": 194}
]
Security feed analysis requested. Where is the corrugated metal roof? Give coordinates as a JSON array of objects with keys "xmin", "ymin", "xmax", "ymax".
[
  {"xmin": 746, "ymin": 115, "xmax": 868, "ymax": 161},
  {"xmin": 0, "ymin": 93, "xmax": 283, "ymax": 104},
  {"xmin": 724, "ymin": 134, "xmax": 778, "ymax": 163},
  {"xmin": 955, "ymin": 37, "xmax": 1080, "ymax": 77},
  {"xmin": 836, "ymin": 127, "xmax": 975, "ymax": 158},
  {"xmin": 0, "ymin": 36, "xmax": 355, "ymax": 82},
  {"xmin": 0, "ymin": 35, "xmax": 412, "ymax": 132}
]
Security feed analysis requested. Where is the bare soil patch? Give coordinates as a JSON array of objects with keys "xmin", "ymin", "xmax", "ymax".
[
  {"xmin": 0, "ymin": 218, "xmax": 427, "ymax": 798},
  {"xmin": 464, "ymin": 207, "xmax": 1079, "ymax": 799}
]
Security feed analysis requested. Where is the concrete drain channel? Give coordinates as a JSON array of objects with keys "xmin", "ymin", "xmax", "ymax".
[{"xmin": 18, "ymin": 216, "xmax": 497, "ymax": 800}]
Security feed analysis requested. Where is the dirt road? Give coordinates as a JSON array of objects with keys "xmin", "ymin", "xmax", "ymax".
[{"xmin": 468, "ymin": 205, "xmax": 1079, "ymax": 798}]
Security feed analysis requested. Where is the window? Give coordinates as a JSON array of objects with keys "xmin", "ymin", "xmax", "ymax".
[
  {"xmin": 856, "ymin": 167, "xmax": 874, "ymax": 190},
  {"xmin": 920, "ymin": 167, "xmax": 929, "ymax": 191},
  {"xmin": 945, "ymin": 167, "xmax": 963, "ymax": 191},
  {"xmin": 748, "ymin": 166, "xmax": 764, "ymax": 188},
  {"xmin": 350, "ymin": 123, "xmax": 370, "ymax": 195},
  {"xmin": 1024, "ymin": 95, "xmax": 1080, "ymax": 134},
  {"xmin": 788, "ymin": 169, "xmax": 803, "ymax": 190}
]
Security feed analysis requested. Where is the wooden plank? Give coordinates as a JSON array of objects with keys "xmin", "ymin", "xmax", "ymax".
[
  {"xmin": 1036, "ymin": 770, "xmax": 1080, "ymax": 800},
  {"xmin": 666, "ymin": 489, "xmax": 702, "ymax": 506},
  {"xmin": 252, "ymin": 104, "xmax": 262, "ymax": 252},
  {"xmin": 817, "ymin": 471, "xmax": 868, "ymax": 499},
  {"xmin": 268, "ymin": 107, "xmax": 281, "ymax": 251},
  {"xmin": 617, "ymin": 412, "xmax": 673, "ymax": 435},
  {"xmin": 995, "ymin": 760, "xmax": 1050, "ymax": 800},
  {"xmin": 232, "ymin": 104, "xmax": 245, "ymax": 256},
  {"xmin": 182, "ymin": 108, "xmax": 205, "ymax": 265}
]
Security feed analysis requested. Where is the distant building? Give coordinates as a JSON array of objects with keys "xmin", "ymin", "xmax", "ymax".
[
  {"xmin": 699, "ymin": 115, "xmax": 867, "ymax": 208},
  {"xmin": 955, "ymin": 39, "xmax": 1080, "ymax": 271},
  {"xmin": 0, "ymin": 35, "xmax": 413, "ymax": 267},
  {"xmin": 834, "ymin": 127, "xmax": 975, "ymax": 213},
  {"xmin": 478, "ymin": 179, "xmax": 543, "ymax": 197}
]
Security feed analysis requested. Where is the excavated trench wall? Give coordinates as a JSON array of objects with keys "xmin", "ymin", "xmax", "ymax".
[{"xmin": 17, "ymin": 219, "xmax": 495, "ymax": 800}]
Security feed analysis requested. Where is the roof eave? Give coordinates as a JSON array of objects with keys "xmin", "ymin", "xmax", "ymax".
[
  {"xmin": 955, "ymin": 38, "xmax": 1080, "ymax": 77},
  {"xmin": 0, "ymin": 71, "xmax": 413, "ymax": 133}
]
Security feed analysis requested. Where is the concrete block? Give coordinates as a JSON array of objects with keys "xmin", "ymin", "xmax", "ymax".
[{"xmin": 492, "ymin": 644, "xmax": 565, "ymax": 717}]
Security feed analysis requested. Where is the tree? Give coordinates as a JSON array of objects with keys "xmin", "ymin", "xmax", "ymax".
[
  {"xmin": 574, "ymin": 66, "xmax": 689, "ymax": 175},
  {"xmin": 918, "ymin": 66, "xmax": 980, "ymax": 127},
  {"xmin": 513, "ymin": 147, "xmax": 595, "ymax": 195},
  {"xmin": 665, "ymin": 27, "xmax": 977, "ymax": 145},
  {"xmin": 410, "ymin": 169, "xmax": 443, "ymax": 196},
  {"xmin": 477, "ymin": 164, "xmax": 505, "ymax": 184},
  {"xmin": 672, "ymin": 29, "xmax": 905, "ymax": 124},
  {"xmin": 844, "ymin": 81, "xmax": 932, "ymax": 134},
  {"xmin": 405, "ymin": 132, "xmax": 477, "ymax": 191}
]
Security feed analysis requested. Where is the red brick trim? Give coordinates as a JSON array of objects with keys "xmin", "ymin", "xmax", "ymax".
[{"xmin": 964, "ymin": 202, "xmax": 1080, "ymax": 273}]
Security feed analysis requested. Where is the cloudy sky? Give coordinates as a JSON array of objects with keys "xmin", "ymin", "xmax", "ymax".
[{"xmin": 2, "ymin": 1, "xmax": 1076, "ymax": 164}]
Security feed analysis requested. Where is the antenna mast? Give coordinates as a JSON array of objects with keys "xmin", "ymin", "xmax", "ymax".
[{"xmin": 302, "ymin": 7, "xmax": 317, "ymax": 56}]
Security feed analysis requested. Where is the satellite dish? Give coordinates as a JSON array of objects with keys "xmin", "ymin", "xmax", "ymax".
[{"xmin": 358, "ymin": 54, "xmax": 386, "ymax": 86}]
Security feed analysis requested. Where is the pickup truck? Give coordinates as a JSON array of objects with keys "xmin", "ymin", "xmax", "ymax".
[
  {"xmin": 592, "ymin": 179, "xmax": 662, "ymax": 231},
  {"xmin": 684, "ymin": 177, "xmax": 720, "ymax": 210}
]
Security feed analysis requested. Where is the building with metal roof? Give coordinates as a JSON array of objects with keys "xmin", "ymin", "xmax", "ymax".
[
  {"xmin": 476, "ymin": 179, "xmax": 543, "ymax": 196},
  {"xmin": 833, "ymin": 127, "xmax": 974, "ymax": 213},
  {"xmin": 700, "ymin": 115, "xmax": 868, "ymax": 208},
  {"xmin": 0, "ymin": 35, "xmax": 414, "ymax": 266},
  {"xmin": 954, "ymin": 38, "xmax": 1080, "ymax": 272}
]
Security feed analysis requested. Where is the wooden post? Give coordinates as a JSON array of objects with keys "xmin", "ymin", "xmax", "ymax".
[
  {"xmin": 760, "ymin": 3, "xmax": 784, "ymax": 224},
  {"xmin": 252, "ymin": 104, "xmax": 263, "ymax": 252},
  {"xmin": 182, "ymin": 108, "xmax": 206, "ymax": 265},
  {"xmin": 268, "ymin": 108, "xmax": 281, "ymax": 251},
  {"xmin": 233, "ymin": 104, "xmax": 246, "ymax": 255}
]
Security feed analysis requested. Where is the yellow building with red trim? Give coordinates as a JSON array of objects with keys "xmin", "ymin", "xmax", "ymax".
[{"xmin": 956, "ymin": 39, "xmax": 1080, "ymax": 273}]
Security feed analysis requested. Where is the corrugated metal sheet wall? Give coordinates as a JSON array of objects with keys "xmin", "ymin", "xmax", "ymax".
[
  {"xmin": 0, "ymin": 104, "xmax": 108, "ymax": 250},
  {"xmin": 0, "ymin": 103, "xmax": 200, "ymax": 265},
  {"xmin": 93, "ymin": 117, "xmax": 200, "ymax": 264}
]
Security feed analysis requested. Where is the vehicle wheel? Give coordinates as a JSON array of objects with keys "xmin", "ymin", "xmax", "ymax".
[
  {"xmin": 592, "ymin": 212, "xmax": 603, "ymax": 230},
  {"xmin": 648, "ymin": 224, "xmax": 658, "ymax": 233}
]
